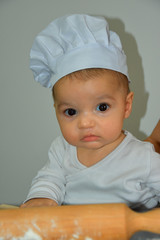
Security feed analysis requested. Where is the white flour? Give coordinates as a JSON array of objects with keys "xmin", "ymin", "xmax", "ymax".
[{"xmin": 11, "ymin": 229, "xmax": 42, "ymax": 240}]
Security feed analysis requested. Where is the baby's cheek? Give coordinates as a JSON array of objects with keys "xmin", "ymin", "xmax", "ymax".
[
  {"xmin": 102, "ymin": 120, "xmax": 123, "ymax": 137},
  {"xmin": 61, "ymin": 126, "xmax": 79, "ymax": 145}
]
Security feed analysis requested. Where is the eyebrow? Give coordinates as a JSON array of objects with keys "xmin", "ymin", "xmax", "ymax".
[
  {"xmin": 55, "ymin": 102, "xmax": 75, "ymax": 109},
  {"xmin": 95, "ymin": 94, "xmax": 115, "ymax": 101}
]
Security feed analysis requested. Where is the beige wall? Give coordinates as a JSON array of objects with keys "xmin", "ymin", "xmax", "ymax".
[{"xmin": 0, "ymin": 0, "xmax": 159, "ymax": 205}]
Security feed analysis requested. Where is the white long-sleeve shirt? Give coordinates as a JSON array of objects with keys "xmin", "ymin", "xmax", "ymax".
[{"xmin": 25, "ymin": 131, "xmax": 160, "ymax": 210}]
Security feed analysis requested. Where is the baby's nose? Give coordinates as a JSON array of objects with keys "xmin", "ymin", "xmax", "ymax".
[{"xmin": 78, "ymin": 113, "xmax": 95, "ymax": 129}]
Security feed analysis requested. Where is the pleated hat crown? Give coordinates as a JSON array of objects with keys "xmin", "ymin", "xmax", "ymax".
[{"xmin": 30, "ymin": 14, "xmax": 129, "ymax": 88}]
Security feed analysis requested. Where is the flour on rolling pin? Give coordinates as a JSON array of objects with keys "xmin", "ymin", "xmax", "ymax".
[
  {"xmin": 70, "ymin": 235, "xmax": 93, "ymax": 240},
  {"xmin": 0, "ymin": 228, "xmax": 41, "ymax": 240},
  {"xmin": 0, "ymin": 230, "xmax": 94, "ymax": 240}
]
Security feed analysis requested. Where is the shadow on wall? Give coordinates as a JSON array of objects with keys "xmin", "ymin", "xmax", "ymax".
[{"xmin": 106, "ymin": 17, "xmax": 149, "ymax": 140}]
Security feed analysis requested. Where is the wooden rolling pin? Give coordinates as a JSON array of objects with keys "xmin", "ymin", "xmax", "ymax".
[{"xmin": 0, "ymin": 203, "xmax": 160, "ymax": 240}]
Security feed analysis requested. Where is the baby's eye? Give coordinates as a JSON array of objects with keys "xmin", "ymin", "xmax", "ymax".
[
  {"xmin": 96, "ymin": 103, "xmax": 109, "ymax": 112},
  {"xmin": 64, "ymin": 108, "xmax": 77, "ymax": 116}
]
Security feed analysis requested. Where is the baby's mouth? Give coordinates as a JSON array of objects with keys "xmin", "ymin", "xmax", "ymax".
[{"xmin": 81, "ymin": 135, "xmax": 99, "ymax": 142}]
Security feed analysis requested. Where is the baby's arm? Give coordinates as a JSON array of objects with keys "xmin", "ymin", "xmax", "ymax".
[
  {"xmin": 20, "ymin": 137, "xmax": 66, "ymax": 208},
  {"xmin": 20, "ymin": 198, "xmax": 58, "ymax": 208},
  {"xmin": 145, "ymin": 120, "xmax": 160, "ymax": 154}
]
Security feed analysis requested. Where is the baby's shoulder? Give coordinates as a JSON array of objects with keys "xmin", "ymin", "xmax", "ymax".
[
  {"xmin": 126, "ymin": 131, "xmax": 155, "ymax": 152},
  {"xmin": 125, "ymin": 132, "xmax": 160, "ymax": 166},
  {"xmin": 50, "ymin": 135, "xmax": 72, "ymax": 152}
]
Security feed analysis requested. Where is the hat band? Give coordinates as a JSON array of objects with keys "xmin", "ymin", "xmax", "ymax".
[{"xmin": 51, "ymin": 43, "xmax": 129, "ymax": 86}]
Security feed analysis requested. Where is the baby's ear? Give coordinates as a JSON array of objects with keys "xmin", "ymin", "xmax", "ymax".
[
  {"xmin": 124, "ymin": 92, "xmax": 134, "ymax": 119},
  {"xmin": 53, "ymin": 101, "xmax": 57, "ymax": 109}
]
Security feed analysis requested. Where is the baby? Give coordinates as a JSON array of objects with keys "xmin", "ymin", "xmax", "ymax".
[{"xmin": 21, "ymin": 14, "xmax": 160, "ymax": 210}]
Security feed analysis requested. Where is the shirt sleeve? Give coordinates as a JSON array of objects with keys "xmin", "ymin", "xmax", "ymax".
[
  {"xmin": 145, "ymin": 146, "xmax": 160, "ymax": 208},
  {"xmin": 24, "ymin": 136, "xmax": 66, "ymax": 205}
]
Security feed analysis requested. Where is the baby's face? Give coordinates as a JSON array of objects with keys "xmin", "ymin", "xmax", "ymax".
[{"xmin": 54, "ymin": 71, "xmax": 133, "ymax": 152}]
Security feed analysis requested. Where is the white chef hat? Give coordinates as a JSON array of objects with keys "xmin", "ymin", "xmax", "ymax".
[{"xmin": 30, "ymin": 14, "xmax": 129, "ymax": 88}]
